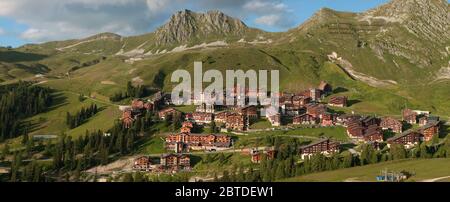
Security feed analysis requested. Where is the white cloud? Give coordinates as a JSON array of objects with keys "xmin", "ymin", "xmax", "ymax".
[
  {"xmin": 0, "ymin": 0, "xmax": 295, "ymax": 43},
  {"xmin": 243, "ymin": 0, "xmax": 295, "ymax": 29},
  {"xmin": 0, "ymin": 28, "xmax": 5, "ymax": 35},
  {"xmin": 255, "ymin": 14, "xmax": 283, "ymax": 26},
  {"xmin": 243, "ymin": 0, "xmax": 287, "ymax": 13}
]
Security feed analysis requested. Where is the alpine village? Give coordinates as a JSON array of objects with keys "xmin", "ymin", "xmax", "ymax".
[{"xmin": 0, "ymin": 0, "xmax": 449, "ymax": 182}]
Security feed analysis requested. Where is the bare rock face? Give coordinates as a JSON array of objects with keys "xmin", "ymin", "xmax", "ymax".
[
  {"xmin": 359, "ymin": 0, "xmax": 450, "ymax": 68},
  {"xmin": 155, "ymin": 9, "xmax": 249, "ymax": 45},
  {"xmin": 365, "ymin": 0, "xmax": 449, "ymax": 43}
]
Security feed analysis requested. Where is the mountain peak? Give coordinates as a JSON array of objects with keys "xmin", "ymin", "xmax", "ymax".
[
  {"xmin": 363, "ymin": 0, "xmax": 449, "ymax": 42},
  {"xmin": 155, "ymin": 10, "xmax": 249, "ymax": 45}
]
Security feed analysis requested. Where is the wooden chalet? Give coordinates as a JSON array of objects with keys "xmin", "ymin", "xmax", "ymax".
[
  {"xmin": 299, "ymin": 139, "xmax": 340, "ymax": 159},
  {"xmin": 321, "ymin": 113, "xmax": 335, "ymax": 127},
  {"xmin": 133, "ymin": 156, "xmax": 152, "ymax": 171},
  {"xmin": 214, "ymin": 111, "xmax": 230, "ymax": 123},
  {"xmin": 158, "ymin": 107, "xmax": 180, "ymax": 120},
  {"xmin": 165, "ymin": 133, "xmax": 232, "ymax": 151},
  {"xmin": 328, "ymin": 96, "xmax": 347, "ymax": 107},
  {"xmin": 293, "ymin": 113, "xmax": 317, "ymax": 125},
  {"xmin": 250, "ymin": 149, "xmax": 261, "ymax": 163},
  {"xmin": 387, "ymin": 131, "xmax": 422, "ymax": 149},
  {"xmin": 420, "ymin": 121, "xmax": 440, "ymax": 141},
  {"xmin": 292, "ymin": 95, "xmax": 311, "ymax": 108},
  {"xmin": 121, "ymin": 110, "xmax": 134, "ymax": 129},
  {"xmin": 192, "ymin": 112, "xmax": 213, "ymax": 124},
  {"xmin": 237, "ymin": 105, "xmax": 258, "ymax": 119},
  {"xmin": 380, "ymin": 117, "xmax": 403, "ymax": 133},
  {"xmin": 160, "ymin": 154, "xmax": 190, "ymax": 170},
  {"xmin": 402, "ymin": 109, "xmax": 417, "ymax": 124},
  {"xmin": 306, "ymin": 103, "xmax": 327, "ymax": 118},
  {"xmin": 225, "ymin": 113, "xmax": 248, "ymax": 131}
]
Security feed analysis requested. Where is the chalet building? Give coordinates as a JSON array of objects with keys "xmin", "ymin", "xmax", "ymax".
[
  {"xmin": 250, "ymin": 149, "xmax": 261, "ymax": 163},
  {"xmin": 387, "ymin": 131, "xmax": 423, "ymax": 149},
  {"xmin": 281, "ymin": 103, "xmax": 301, "ymax": 116},
  {"xmin": 380, "ymin": 117, "xmax": 403, "ymax": 133},
  {"xmin": 133, "ymin": 156, "xmax": 152, "ymax": 171},
  {"xmin": 158, "ymin": 107, "xmax": 180, "ymax": 120},
  {"xmin": 269, "ymin": 114, "xmax": 281, "ymax": 127},
  {"xmin": 321, "ymin": 113, "xmax": 335, "ymax": 127},
  {"xmin": 131, "ymin": 99, "xmax": 155, "ymax": 112},
  {"xmin": 182, "ymin": 121, "xmax": 194, "ymax": 128},
  {"xmin": 184, "ymin": 113, "xmax": 193, "ymax": 121},
  {"xmin": 121, "ymin": 110, "xmax": 134, "ymax": 129},
  {"xmin": 195, "ymin": 103, "xmax": 215, "ymax": 113},
  {"xmin": 328, "ymin": 96, "xmax": 347, "ymax": 107},
  {"xmin": 214, "ymin": 111, "xmax": 229, "ymax": 123},
  {"xmin": 293, "ymin": 113, "xmax": 317, "ymax": 125},
  {"xmin": 346, "ymin": 120, "xmax": 365, "ymax": 138},
  {"xmin": 225, "ymin": 113, "xmax": 248, "ymax": 131},
  {"xmin": 292, "ymin": 95, "xmax": 311, "ymax": 108},
  {"xmin": 309, "ymin": 88, "xmax": 322, "ymax": 101},
  {"xmin": 180, "ymin": 126, "xmax": 192, "ymax": 134},
  {"xmin": 250, "ymin": 147, "xmax": 276, "ymax": 163},
  {"xmin": 237, "ymin": 105, "xmax": 259, "ymax": 122},
  {"xmin": 280, "ymin": 93, "xmax": 294, "ymax": 105},
  {"xmin": 265, "ymin": 147, "xmax": 276, "ymax": 160},
  {"xmin": 165, "ymin": 133, "xmax": 232, "ymax": 151},
  {"xmin": 160, "ymin": 154, "xmax": 190, "ymax": 170},
  {"xmin": 298, "ymin": 90, "xmax": 312, "ymax": 99},
  {"xmin": 192, "ymin": 112, "xmax": 213, "ymax": 124},
  {"xmin": 299, "ymin": 139, "xmax": 340, "ymax": 159},
  {"xmin": 336, "ymin": 114, "xmax": 362, "ymax": 126},
  {"xmin": 306, "ymin": 104, "xmax": 328, "ymax": 119},
  {"xmin": 363, "ymin": 125, "xmax": 384, "ymax": 142},
  {"xmin": 419, "ymin": 116, "xmax": 440, "ymax": 126},
  {"xmin": 419, "ymin": 116, "xmax": 428, "ymax": 126},
  {"xmin": 318, "ymin": 81, "xmax": 332, "ymax": 95},
  {"xmin": 361, "ymin": 116, "xmax": 379, "ymax": 126},
  {"xmin": 420, "ymin": 121, "xmax": 440, "ymax": 141},
  {"xmin": 346, "ymin": 118, "xmax": 383, "ymax": 142},
  {"xmin": 131, "ymin": 99, "xmax": 145, "ymax": 110},
  {"xmin": 402, "ymin": 109, "xmax": 417, "ymax": 124}
]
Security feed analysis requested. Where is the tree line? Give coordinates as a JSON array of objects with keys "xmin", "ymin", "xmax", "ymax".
[
  {"xmin": 0, "ymin": 81, "xmax": 53, "ymax": 141},
  {"xmin": 214, "ymin": 135, "xmax": 450, "ymax": 182},
  {"xmin": 109, "ymin": 81, "xmax": 148, "ymax": 102},
  {"xmin": 6, "ymin": 109, "xmax": 157, "ymax": 182},
  {"xmin": 66, "ymin": 104, "xmax": 99, "ymax": 129}
]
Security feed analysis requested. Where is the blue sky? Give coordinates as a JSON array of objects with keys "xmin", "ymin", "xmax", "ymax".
[{"xmin": 0, "ymin": 0, "xmax": 437, "ymax": 47}]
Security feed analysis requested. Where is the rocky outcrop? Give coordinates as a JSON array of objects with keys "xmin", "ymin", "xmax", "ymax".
[
  {"xmin": 155, "ymin": 10, "xmax": 249, "ymax": 45},
  {"xmin": 364, "ymin": 0, "xmax": 449, "ymax": 43}
]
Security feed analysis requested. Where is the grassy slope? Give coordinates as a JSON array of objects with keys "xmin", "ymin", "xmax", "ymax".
[{"xmin": 282, "ymin": 158, "xmax": 450, "ymax": 182}]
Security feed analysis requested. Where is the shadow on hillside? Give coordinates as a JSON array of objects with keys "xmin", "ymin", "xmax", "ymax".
[
  {"xmin": 347, "ymin": 99, "xmax": 361, "ymax": 107},
  {"xmin": 190, "ymin": 155, "xmax": 203, "ymax": 167},
  {"xmin": 439, "ymin": 122, "xmax": 448, "ymax": 138},
  {"xmin": 403, "ymin": 123, "xmax": 413, "ymax": 131},
  {"xmin": 46, "ymin": 92, "xmax": 68, "ymax": 111},
  {"xmin": 0, "ymin": 51, "xmax": 47, "ymax": 63},
  {"xmin": 21, "ymin": 119, "xmax": 46, "ymax": 134},
  {"xmin": 340, "ymin": 143, "xmax": 357, "ymax": 150},
  {"xmin": 333, "ymin": 87, "xmax": 348, "ymax": 94}
]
